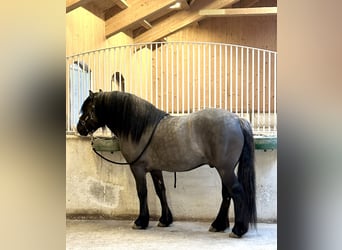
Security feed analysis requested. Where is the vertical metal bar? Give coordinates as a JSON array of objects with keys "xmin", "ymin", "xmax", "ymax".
[
  {"xmin": 104, "ymin": 49, "xmax": 107, "ymax": 91},
  {"xmin": 219, "ymin": 44, "xmax": 222, "ymax": 109},
  {"xmin": 230, "ymin": 46, "xmax": 232, "ymax": 112},
  {"xmin": 108, "ymin": 48, "xmax": 111, "ymax": 91},
  {"xmin": 81, "ymin": 54, "xmax": 85, "ymax": 107},
  {"xmin": 161, "ymin": 43, "xmax": 164, "ymax": 110},
  {"xmin": 182, "ymin": 42, "xmax": 185, "ymax": 114},
  {"xmin": 203, "ymin": 44, "xmax": 206, "ymax": 109},
  {"xmin": 187, "ymin": 43, "xmax": 190, "ymax": 113},
  {"xmin": 225, "ymin": 45, "xmax": 227, "ymax": 110},
  {"xmin": 171, "ymin": 43, "xmax": 174, "ymax": 114},
  {"xmin": 176, "ymin": 43, "xmax": 179, "ymax": 114},
  {"xmin": 241, "ymin": 47, "xmax": 244, "ymax": 117},
  {"xmin": 77, "ymin": 55, "xmax": 81, "ymax": 129},
  {"xmin": 274, "ymin": 53, "xmax": 277, "ymax": 132},
  {"xmin": 197, "ymin": 44, "xmax": 201, "ymax": 110},
  {"xmin": 235, "ymin": 46, "xmax": 238, "ymax": 114},
  {"xmin": 257, "ymin": 49, "xmax": 260, "ymax": 131},
  {"xmin": 122, "ymin": 47, "xmax": 125, "ymax": 92},
  {"xmin": 99, "ymin": 50, "xmax": 102, "ymax": 91},
  {"xmin": 192, "ymin": 43, "xmax": 195, "ymax": 112},
  {"xmin": 268, "ymin": 52, "xmax": 271, "ymax": 132},
  {"xmin": 113, "ymin": 48, "xmax": 116, "ymax": 91},
  {"xmin": 150, "ymin": 44, "xmax": 153, "ymax": 104},
  {"xmin": 140, "ymin": 45, "xmax": 143, "ymax": 97},
  {"xmin": 263, "ymin": 50, "xmax": 266, "ymax": 131},
  {"xmin": 246, "ymin": 48, "xmax": 249, "ymax": 119},
  {"xmin": 156, "ymin": 43, "xmax": 159, "ymax": 108},
  {"xmin": 133, "ymin": 46, "xmax": 136, "ymax": 94},
  {"xmin": 166, "ymin": 43, "xmax": 169, "ymax": 113},
  {"xmin": 208, "ymin": 44, "xmax": 211, "ymax": 108},
  {"xmin": 94, "ymin": 51, "xmax": 97, "ymax": 91},
  {"xmin": 214, "ymin": 44, "xmax": 217, "ymax": 108},
  {"xmin": 252, "ymin": 49, "xmax": 255, "ymax": 129},
  {"xmin": 145, "ymin": 46, "xmax": 148, "ymax": 100}
]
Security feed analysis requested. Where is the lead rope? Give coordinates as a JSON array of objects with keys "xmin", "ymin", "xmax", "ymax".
[
  {"xmin": 90, "ymin": 114, "xmax": 178, "ymax": 185},
  {"xmin": 91, "ymin": 114, "xmax": 167, "ymax": 165}
]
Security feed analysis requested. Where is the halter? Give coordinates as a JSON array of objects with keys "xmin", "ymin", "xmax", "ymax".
[{"xmin": 79, "ymin": 104, "xmax": 97, "ymax": 134}]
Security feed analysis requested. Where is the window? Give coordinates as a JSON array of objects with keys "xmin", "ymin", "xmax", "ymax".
[{"xmin": 69, "ymin": 61, "xmax": 91, "ymax": 130}]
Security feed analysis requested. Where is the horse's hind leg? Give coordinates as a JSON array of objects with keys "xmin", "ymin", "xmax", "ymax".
[
  {"xmin": 150, "ymin": 170, "xmax": 173, "ymax": 227},
  {"xmin": 217, "ymin": 169, "xmax": 249, "ymax": 238},
  {"xmin": 209, "ymin": 180, "xmax": 231, "ymax": 232},
  {"xmin": 227, "ymin": 175, "xmax": 249, "ymax": 238}
]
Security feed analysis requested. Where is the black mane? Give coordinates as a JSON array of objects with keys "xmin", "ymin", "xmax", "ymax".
[{"xmin": 95, "ymin": 91, "xmax": 167, "ymax": 143}]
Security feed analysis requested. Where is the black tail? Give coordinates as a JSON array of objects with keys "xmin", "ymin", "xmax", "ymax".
[{"xmin": 238, "ymin": 118, "xmax": 257, "ymax": 227}]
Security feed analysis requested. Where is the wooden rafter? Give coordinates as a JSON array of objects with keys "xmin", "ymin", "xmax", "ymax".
[
  {"xmin": 111, "ymin": 0, "xmax": 128, "ymax": 9},
  {"xmin": 199, "ymin": 7, "xmax": 277, "ymax": 17},
  {"xmin": 66, "ymin": 0, "xmax": 91, "ymax": 13},
  {"xmin": 140, "ymin": 20, "xmax": 152, "ymax": 30},
  {"xmin": 134, "ymin": 0, "xmax": 240, "ymax": 43},
  {"xmin": 105, "ymin": 0, "xmax": 178, "ymax": 38}
]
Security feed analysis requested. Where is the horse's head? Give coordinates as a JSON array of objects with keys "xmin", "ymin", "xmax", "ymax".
[{"xmin": 77, "ymin": 90, "xmax": 104, "ymax": 136}]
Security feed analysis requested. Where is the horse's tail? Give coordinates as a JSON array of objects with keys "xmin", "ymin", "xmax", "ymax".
[{"xmin": 238, "ymin": 118, "xmax": 257, "ymax": 227}]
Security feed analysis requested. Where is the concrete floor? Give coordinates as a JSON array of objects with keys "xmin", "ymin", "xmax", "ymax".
[{"xmin": 66, "ymin": 220, "xmax": 277, "ymax": 250}]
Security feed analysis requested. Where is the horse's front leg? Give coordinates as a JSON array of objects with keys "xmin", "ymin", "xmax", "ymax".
[{"xmin": 130, "ymin": 165, "xmax": 149, "ymax": 229}]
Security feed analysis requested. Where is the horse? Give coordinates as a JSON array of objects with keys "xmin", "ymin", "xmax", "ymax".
[{"xmin": 77, "ymin": 90, "xmax": 257, "ymax": 238}]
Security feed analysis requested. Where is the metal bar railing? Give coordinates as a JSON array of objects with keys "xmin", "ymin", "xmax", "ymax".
[{"xmin": 66, "ymin": 41, "xmax": 277, "ymax": 135}]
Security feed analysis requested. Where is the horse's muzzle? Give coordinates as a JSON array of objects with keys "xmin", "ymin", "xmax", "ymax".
[{"xmin": 77, "ymin": 122, "xmax": 89, "ymax": 136}]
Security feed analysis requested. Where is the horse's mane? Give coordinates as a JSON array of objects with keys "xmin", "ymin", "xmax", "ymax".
[{"xmin": 96, "ymin": 91, "xmax": 167, "ymax": 143}]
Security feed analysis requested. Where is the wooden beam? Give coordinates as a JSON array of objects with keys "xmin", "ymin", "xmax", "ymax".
[
  {"xmin": 66, "ymin": 0, "xmax": 91, "ymax": 13},
  {"xmin": 111, "ymin": 0, "xmax": 128, "ymax": 9},
  {"xmin": 134, "ymin": 0, "xmax": 239, "ymax": 43},
  {"xmin": 140, "ymin": 20, "xmax": 152, "ymax": 30},
  {"xmin": 105, "ymin": 0, "xmax": 178, "ymax": 38},
  {"xmin": 199, "ymin": 7, "xmax": 277, "ymax": 17}
]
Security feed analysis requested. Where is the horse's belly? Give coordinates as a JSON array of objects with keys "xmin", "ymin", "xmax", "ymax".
[{"xmin": 147, "ymin": 141, "xmax": 207, "ymax": 172}]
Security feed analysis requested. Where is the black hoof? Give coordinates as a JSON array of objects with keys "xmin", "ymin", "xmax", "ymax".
[
  {"xmin": 133, "ymin": 216, "xmax": 149, "ymax": 229},
  {"xmin": 157, "ymin": 222, "xmax": 168, "ymax": 227},
  {"xmin": 209, "ymin": 219, "xmax": 229, "ymax": 232},
  {"xmin": 132, "ymin": 223, "xmax": 146, "ymax": 230},
  {"xmin": 229, "ymin": 232, "xmax": 242, "ymax": 238},
  {"xmin": 231, "ymin": 223, "xmax": 248, "ymax": 237},
  {"xmin": 158, "ymin": 212, "xmax": 173, "ymax": 227}
]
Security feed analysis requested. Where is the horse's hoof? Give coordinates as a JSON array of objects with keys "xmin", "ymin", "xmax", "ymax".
[
  {"xmin": 229, "ymin": 232, "xmax": 242, "ymax": 238},
  {"xmin": 209, "ymin": 225, "xmax": 226, "ymax": 232},
  {"xmin": 157, "ymin": 222, "xmax": 167, "ymax": 227},
  {"xmin": 209, "ymin": 226, "xmax": 219, "ymax": 232},
  {"xmin": 132, "ymin": 224, "xmax": 146, "ymax": 230}
]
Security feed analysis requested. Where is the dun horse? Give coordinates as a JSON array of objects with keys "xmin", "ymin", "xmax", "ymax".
[{"xmin": 77, "ymin": 90, "xmax": 256, "ymax": 238}]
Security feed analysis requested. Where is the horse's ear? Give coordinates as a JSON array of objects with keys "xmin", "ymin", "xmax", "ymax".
[{"xmin": 89, "ymin": 90, "xmax": 94, "ymax": 98}]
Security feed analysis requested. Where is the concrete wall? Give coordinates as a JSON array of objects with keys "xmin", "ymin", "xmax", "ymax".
[{"xmin": 66, "ymin": 136, "xmax": 277, "ymax": 222}]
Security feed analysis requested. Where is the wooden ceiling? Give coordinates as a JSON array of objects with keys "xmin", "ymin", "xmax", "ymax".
[{"xmin": 66, "ymin": 0, "xmax": 277, "ymax": 43}]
